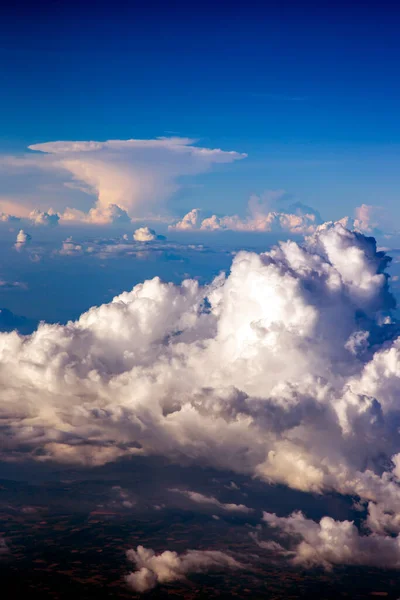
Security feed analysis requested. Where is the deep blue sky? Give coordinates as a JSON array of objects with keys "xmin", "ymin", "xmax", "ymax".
[{"xmin": 1, "ymin": 0, "xmax": 400, "ymax": 219}]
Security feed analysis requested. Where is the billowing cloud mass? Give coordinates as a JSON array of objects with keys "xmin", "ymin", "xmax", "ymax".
[
  {"xmin": 0, "ymin": 138, "xmax": 245, "ymax": 223},
  {"xmin": 4, "ymin": 222, "xmax": 400, "ymax": 568},
  {"xmin": 258, "ymin": 511, "xmax": 400, "ymax": 570},
  {"xmin": 126, "ymin": 546, "xmax": 243, "ymax": 592},
  {"xmin": 170, "ymin": 195, "xmax": 323, "ymax": 234}
]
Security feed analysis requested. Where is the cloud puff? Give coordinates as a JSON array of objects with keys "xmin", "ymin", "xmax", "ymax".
[
  {"xmin": 61, "ymin": 203, "xmax": 131, "ymax": 225},
  {"xmin": 126, "ymin": 545, "xmax": 243, "ymax": 592},
  {"xmin": 0, "ymin": 137, "xmax": 245, "ymax": 222},
  {"xmin": 0, "ymin": 213, "xmax": 20, "ymax": 223},
  {"xmin": 133, "ymin": 227, "xmax": 164, "ymax": 242},
  {"xmin": 14, "ymin": 229, "xmax": 31, "ymax": 249},
  {"xmin": 259, "ymin": 511, "xmax": 400, "ymax": 570},
  {"xmin": 169, "ymin": 489, "xmax": 252, "ymax": 513},
  {"xmin": 29, "ymin": 209, "xmax": 60, "ymax": 227},
  {"xmin": 170, "ymin": 195, "xmax": 322, "ymax": 234},
  {"xmin": 4, "ymin": 221, "xmax": 400, "ymax": 566},
  {"xmin": 353, "ymin": 204, "xmax": 385, "ymax": 235}
]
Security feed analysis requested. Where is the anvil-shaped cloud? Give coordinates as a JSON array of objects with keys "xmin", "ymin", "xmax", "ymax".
[{"xmin": 19, "ymin": 137, "xmax": 246, "ymax": 222}]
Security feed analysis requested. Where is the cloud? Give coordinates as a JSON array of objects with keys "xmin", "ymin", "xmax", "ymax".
[
  {"xmin": 58, "ymin": 237, "xmax": 84, "ymax": 256},
  {"xmin": 0, "ymin": 213, "xmax": 20, "ymax": 223},
  {"xmin": 169, "ymin": 489, "xmax": 252, "ymax": 513},
  {"xmin": 126, "ymin": 545, "xmax": 243, "ymax": 592},
  {"xmin": 14, "ymin": 229, "xmax": 31, "ymax": 249},
  {"xmin": 258, "ymin": 511, "xmax": 400, "ymax": 570},
  {"xmin": 353, "ymin": 204, "xmax": 385, "ymax": 235},
  {"xmin": 0, "ymin": 280, "xmax": 27, "ymax": 290},
  {"xmin": 1, "ymin": 137, "xmax": 245, "ymax": 222},
  {"xmin": 133, "ymin": 227, "xmax": 165, "ymax": 242},
  {"xmin": 0, "ymin": 537, "xmax": 9, "ymax": 556},
  {"xmin": 4, "ymin": 221, "xmax": 400, "ymax": 568},
  {"xmin": 61, "ymin": 203, "xmax": 131, "ymax": 225},
  {"xmin": 29, "ymin": 209, "xmax": 60, "ymax": 227},
  {"xmin": 170, "ymin": 194, "xmax": 323, "ymax": 234},
  {"xmin": 56, "ymin": 234, "xmax": 194, "ymax": 259}
]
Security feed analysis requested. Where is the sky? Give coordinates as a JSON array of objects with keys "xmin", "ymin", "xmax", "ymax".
[
  {"xmin": 5, "ymin": 2, "xmax": 400, "ymax": 597},
  {"xmin": 1, "ymin": 0, "xmax": 400, "ymax": 221}
]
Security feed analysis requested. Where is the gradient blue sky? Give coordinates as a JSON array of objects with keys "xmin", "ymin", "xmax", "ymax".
[{"xmin": 1, "ymin": 0, "xmax": 400, "ymax": 220}]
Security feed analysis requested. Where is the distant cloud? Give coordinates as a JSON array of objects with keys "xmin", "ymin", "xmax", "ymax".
[
  {"xmin": 0, "ymin": 537, "xmax": 9, "ymax": 556},
  {"xmin": 133, "ymin": 227, "xmax": 165, "ymax": 242},
  {"xmin": 258, "ymin": 511, "xmax": 400, "ymax": 570},
  {"xmin": 353, "ymin": 203, "xmax": 386, "ymax": 235},
  {"xmin": 56, "ymin": 234, "xmax": 194, "ymax": 259},
  {"xmin": 29, "ymin": 208, "xmax": 60, "ymax": 227},
  {"xmin": 61, "ymin": 203, "xmax": 131, "ymax": 225},
  {"xmin": 0, "ymin": 212, "xmax": 20, "ymax": 223},
  {"xmin": 126, "ymin": 545, "xmax": 243, "ymax": 592},
  {"xmin": 169, "ymin": 489, "xmax": 252, "ymax": 513},
  {"xmin": 0, "ymin": 279, "xmax": 27, "ymax": 290},
  {"xmin": 170, "ymin": 194, "xmax": 322, "ymax": 234},
  {"xmin": 0, "ymin": 137, "xmax": 246, "ymax": 222},
  {"xmin": 14, "ymin": 229, "xmax": 31, "ymax": 248}
]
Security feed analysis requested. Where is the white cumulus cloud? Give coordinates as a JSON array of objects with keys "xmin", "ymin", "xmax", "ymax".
[
  {"xmin": 126, "ymin": 545, "xmax": 243, "ymax": 592},
  {"xmin": 259, "ymin": 510, "xmax": 400, "ymax": 570},
  {"xmin": 133, "ymin": 226, "xmax": 163, "ymax": 242}
]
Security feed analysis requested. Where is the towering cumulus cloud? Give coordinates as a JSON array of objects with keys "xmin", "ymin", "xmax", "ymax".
[{"xmin": 3, "ymin": 222, "xmax": 400, "ymax": 564}]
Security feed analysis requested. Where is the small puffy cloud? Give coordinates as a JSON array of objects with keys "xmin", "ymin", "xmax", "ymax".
[
  {"xmin": 58, "ymin": 237, "xmax": 84, "ymax": 256},
  {"xmin": 29, "ymin": 208, "xmax": 60, "ymax": 227},
  {"xmin": 110, "ymin": 485, "xmax": 136, "ymax": 509},
  {"xmin": 133, "ymin": 227, "xmax": 165, "ymax": 242},
  {"xmin": 260, "ymin": 511, "xmax": 400, "ymax": 570},
  {"xmin": 14, "ymin": 229, "xmax": 31, "ymax": 249},
  {"xmin": 126, "ymin": 545, "xmax": 243, "ymax": 592},
  {"xmin": 169, "ymin": 489, "xmax": 252, "ymax": 513}
]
